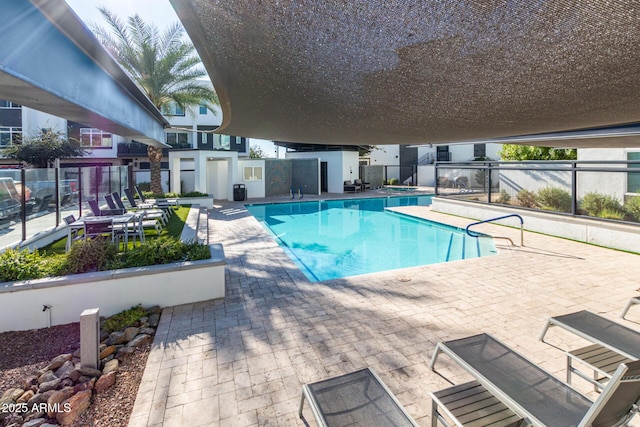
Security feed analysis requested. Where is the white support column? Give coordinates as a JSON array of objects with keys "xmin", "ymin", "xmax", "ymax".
[
  {"xmin": 227, "ymin": 153, "xmax": 239, "ymax": 201},
  {"xmin": 80, "ymin": 308, "xmax": 100, "ymax": 369},
  {"xmin": 171, "ymin": 155, "xmax": 181, "ymax": 194},
  {"xmin": 194, "ymin": 152, "xmax": 208, "ymax": 194}
]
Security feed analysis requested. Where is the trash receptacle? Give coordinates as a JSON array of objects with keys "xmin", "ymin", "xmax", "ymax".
[{"xmin": 233, "ymin": 184, "xmax": 246, "ymax": 201}]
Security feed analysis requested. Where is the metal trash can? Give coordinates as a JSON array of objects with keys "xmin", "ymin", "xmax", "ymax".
[{"xmin": 233, "ymin": 184, "xmax": 246, "ymax": 201}]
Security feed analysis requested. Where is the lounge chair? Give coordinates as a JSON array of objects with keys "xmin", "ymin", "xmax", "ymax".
[
  {"xmin": 299, "ymin": 368, "xmax": 418, "ymax": 427},
  {"xmin": 63, "ymin": 214, "xmax": 82, "ymax": 251},
  {"xmin": 343, "ymin": 180, "xmax": 361, "ymax": 193},
  {"xmin": 123, "ymin": 188, "xmax": 173, "ymax": 217},
  {"xmin": 430, "ymin": 333, "xmax": 640, "ymax": 427},
  {"xmin": 354, "ymin": 178, "xmax": 371, "ymax": 191},
  {"xmin": 539, "ymin": 310, "xmax": 640, "ymax": 390},
  {"xmin": 87, "ymin": 199, "xmax": 123, "ymax": 217},
  {"xmin": 622, "ymin": 297, "xmax": 640, "ymax": 319},
  {"xmin": 135, "ymin": 185, "xmax": 177, "ymax": 208},
  {"xmin": 108, "ymin": 192, "xmax": 167, "ymax": 225}
]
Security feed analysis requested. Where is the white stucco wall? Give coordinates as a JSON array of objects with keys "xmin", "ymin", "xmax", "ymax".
[
  {"xmin": 238, "ymin": 159, "xmax": 266, "ymax": 199},
  {"xmin": 498, "ymin": 164, "xmax": 572, "ymax": 199},
  {"xmin": 577, "ymin": 148, "xmax": 628, "ymax": 201}
]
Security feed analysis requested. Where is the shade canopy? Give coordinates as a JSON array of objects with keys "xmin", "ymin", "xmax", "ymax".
[{"xmin": 171, "ymin": 0, "xmax": 640, "ymax": 147}]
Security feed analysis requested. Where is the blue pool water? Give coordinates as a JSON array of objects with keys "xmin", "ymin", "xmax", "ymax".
[{"xmin": 246, "ymin": 196, "xmax": 496, "ymax": 282}]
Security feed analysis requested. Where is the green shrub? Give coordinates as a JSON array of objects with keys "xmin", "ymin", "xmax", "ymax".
[
  {"xmin": 185, "ymin": 242, "xmax": 213, "ymax": 260},
  {"xmin": 516, "ymin": 190, "xmax": 539, "ymax": 208},
  {"xmin": 109, "ymin": 238, "xmax": 211, "ymax": 269},
  {"xmin": 180, "ymin": 191, "xmax": 209, "ymax": 198},
  {"xmin": 102, "ymin": 305, "xmax": 148, "ymax": 333},
  {"xmin": 599, "ymin": 208, "xmax": 625, "ymax": 220},
  {"xmin": 0, "ymin": 248, "xmax": 47, "ymax": 282},
  {"xmin": 494, "ymin": 190, "xmax": 511, "ymax": 205},
  {"xmin": 388, "ymin": 178, "xmax": 400, "ymax": 185},
  {"xmin": 624, "ymin": 196, "xmax": 640, "ymax": 221},
  {"xmin": 537, "ymin": 187, "xmax": 572, "ymax": 212},
  {"xmin": 65, "ymin": 239, "xmax": 118, "ymax": 274},
  {"xmin": 580, "ymin": 192, "xmax": 623, "ymax": 217}
]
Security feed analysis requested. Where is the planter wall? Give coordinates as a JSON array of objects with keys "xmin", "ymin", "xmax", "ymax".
[
  {"xmin": 0, "ymin": 244, "xmax": 225, "ymax": 332},
  {"xmin": 431, "ymin": 197, "xmax": 640, "ymax": 253},
  {"xmin": 175, "ymin": 197, "xmax": 214, "ymax": 208}
]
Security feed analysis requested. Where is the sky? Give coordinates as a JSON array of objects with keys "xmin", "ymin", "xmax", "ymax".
[{"xmin": 64, "ymin": 0, "xmax": 279, "ymax": 157}]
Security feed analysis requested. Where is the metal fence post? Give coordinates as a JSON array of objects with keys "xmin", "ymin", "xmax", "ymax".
[{"xmin": 571, "ymin": 161, "xmax": 578, "ymax": 215}]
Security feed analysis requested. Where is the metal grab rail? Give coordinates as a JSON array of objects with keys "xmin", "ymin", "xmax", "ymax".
[{"xmin": 466, "ymin": 214, "xmax": 524, "ymax": 246}]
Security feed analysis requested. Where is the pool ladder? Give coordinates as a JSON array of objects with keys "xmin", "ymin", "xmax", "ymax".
[{"xmin": 465, "ymin": 214, "xmax": 524, "ymax": 247}]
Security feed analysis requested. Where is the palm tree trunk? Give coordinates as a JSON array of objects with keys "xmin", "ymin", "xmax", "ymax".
[{"xmin": 147, "ymin": 146, "xmax": 164, "ymax": 195}]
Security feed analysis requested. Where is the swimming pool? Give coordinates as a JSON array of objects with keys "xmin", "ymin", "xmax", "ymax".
[{"xmin": 246, "ymin": 196, "xmax": 496, "ymax": 282}]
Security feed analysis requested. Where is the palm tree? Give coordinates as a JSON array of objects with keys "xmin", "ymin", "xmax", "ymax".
[{"xmin": 92, "ymin": 8, "xmax": 219, "ymax": 195}]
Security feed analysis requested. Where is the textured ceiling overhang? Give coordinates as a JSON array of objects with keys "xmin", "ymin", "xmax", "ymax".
[{"xmin": 171, "ymin": 1, "xmax": 640, "ymax": 147}]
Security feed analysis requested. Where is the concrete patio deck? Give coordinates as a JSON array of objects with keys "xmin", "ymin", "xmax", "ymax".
[{"xmin": 128, "ymin": 193, "xmax": 640, "ymax": 426}]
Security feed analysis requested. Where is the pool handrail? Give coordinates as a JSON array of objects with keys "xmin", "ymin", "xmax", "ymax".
[{"xmin": 466, "ymin": 214, "xmax": 524, "ymax": 246}]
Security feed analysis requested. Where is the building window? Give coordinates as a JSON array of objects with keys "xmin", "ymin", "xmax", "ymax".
[
  {"xmin": 161, "ymin": 102, "xmax": 185, "ymax": 116},
  {"xmin": 0, "ymin": 100, "xmax": 21, "ymax": 108},
  {"xmin": 80, "ymin": 128, "xmax": 112, "ymax": 148},
  {"xmin": 243, "ymin": 166, "xmax": 263, "ymax": 181},
  {"xmin": 473, "ymin": 144, "xmax": 486, "ymax": 159},
  {"xmin": 199, "ymin": 104, "xmax": 207, "ymax": 115},
  {"xmin": 166, "ymin": 131, "xmax": 189, "ymax": 147},
  {"xmin": 628, "ymin": 152, "xmax": 640, "ymax": 193},
  {"xmin": 0, "ymin": 127, "xmax": 21, "ymax": 147},
  {"xmin": 214, "ymin": 134, "xmax": 231, "ymax": 150}
]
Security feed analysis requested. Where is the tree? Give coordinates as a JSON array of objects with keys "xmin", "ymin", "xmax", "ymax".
[
  {"xmin": 3, "ymin": 129, "xmax": 87, "ymax": 168},
  {"xmin": 92, "ymin": 8, "xmax": 219, "ymax": 195},
  {"xmin": 499, "ymin": 145, "xmax": 577, "ymax": 160},
  {"xmin": 249, "ymin": 145, "xmax": 267, "ymax": 159}
]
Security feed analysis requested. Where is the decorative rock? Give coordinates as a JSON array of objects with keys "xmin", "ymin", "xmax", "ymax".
[
  {"xmin": 148, "ymin": 313, "xmax": 161, "ymax": 327},
  {"xmin": 27, "ymin": 390, "xmax": 56, "ymax": 408},
  {"xmin": 2, "ymin": 388, "xmax": 24, "ymax": 401},
  {"xmin": 45, "ymin": 354, "xmax": 72, "ymax": 371},
  {"xmin": 94, "ymin": 371, "xmax": 117, "ymax": 393},
  {"xmin": 16, "ymin": 390, "xmax": 36, "ymax": 403},
  {"xmin": 99, "ymin": 345, "xmax": 116, "ymax": 359},
  {"xmin": 100, "ymin": 330, "xmax": 110, "ymax": 342},
  {"xmin": 2, "ymin": 413, "xmax": 23, "ymax": 425},
  {"xmin": 140, "ymin": 327, "xmax": 156, "ymax": 336},
  {"xmin": 72, "ymin": 348, "xmax": 81, "ymax": 358},
  {"xmin": 70, "ymin": 366, "xmax": 101, "ymax": 382},
  {"xmin": 56, "ymin": 389, "xmax": 92, "ymax": 426},
  {"xmin": 102, "ymin": 359, "xmax": 119, "ymax": 375},
  {"xmin": 72, "ymin": 378, "xmax": 95, "ymax": 393},
  {"xmin": 22, "ymin": 376, "xmax": 38, "ymax": 391},
  {"xmin": 115, "ymin": 346, "xmax": 135, "ymax": 360},
  {"xmin": 37, "ymin": 371, "xmax": 57, "ymax": 385},
  {"xmin": 123, "ymin": 327, "xmax": 140, "ymax": 342},
  {"xmin": 23, "ymin": 411, "xmax": 45, "ymax": 422},
  {"xmin": 54, "ymin": 360, "xmax": 75, "ymax": 380},
  {"xmin": 139, "ymin": 316, "xmax": 149, "ymax": 326},
  {"xmin": 60, "ymin": 378, "xmax": 74, "ymax": 388},
  {"xmin": 101, "ymin": 354, "xmax": 115, "ymax": 364},
  {"xmin": 22, "ymin": 418, "xmax": 46, "ymax": 427},
  {"xmin": 17, "ymin": 390, "xmax": 34, "ymax": 404},
  {"xmin": 38, "ymin": 378, "xmax": 61, "ymax": 393},
  {"xmin": 107, "ymin": 331, "xmax": 127, "ymax": 345},
  {"xmin": 46, "ymin": 387, "xmax": 75, "ymax": 417},
  {"xmin": 127, "ymin": 334, "xmax": 152, "ymax": 348}
]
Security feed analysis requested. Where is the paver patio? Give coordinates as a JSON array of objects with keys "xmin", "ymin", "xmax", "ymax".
[{"xmin": 128, "ymin": 193, "xmax": 640, "ymax": 426}]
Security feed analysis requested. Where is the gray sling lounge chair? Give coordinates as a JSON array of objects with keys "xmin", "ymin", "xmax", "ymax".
[
  {"xmin": 299, "ymin": 368, "xmax": 418, "ymax": 427},
  {"xmin": 621, "ymin": 297, "xmax": 640, "ymax": 319},
  {"xmin": 539, "ymin": 310, "xmax": 640, "ymax": 389},
  {"xmin": 430, "ymin": 333, "xmax": 640, "ymax": 427}
]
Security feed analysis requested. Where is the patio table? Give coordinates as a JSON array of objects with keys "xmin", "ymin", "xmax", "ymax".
[
  {"xmin": 66, "ymin": 212, "xmax": 140, "ymax": 250},
  {"xmin": 298, "ymin": 368, "xmax": 418, "ymax": 427}
]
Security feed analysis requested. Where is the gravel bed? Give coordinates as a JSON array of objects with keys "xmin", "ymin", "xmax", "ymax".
[{"xmin": 0, "ymin": 323, "xmax": 150, "ymax": 426}]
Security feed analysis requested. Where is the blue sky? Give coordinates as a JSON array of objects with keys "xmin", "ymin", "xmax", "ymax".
[{"xmin": 64, "ymin": 0, "xmax": 278, "ymax": 157}]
